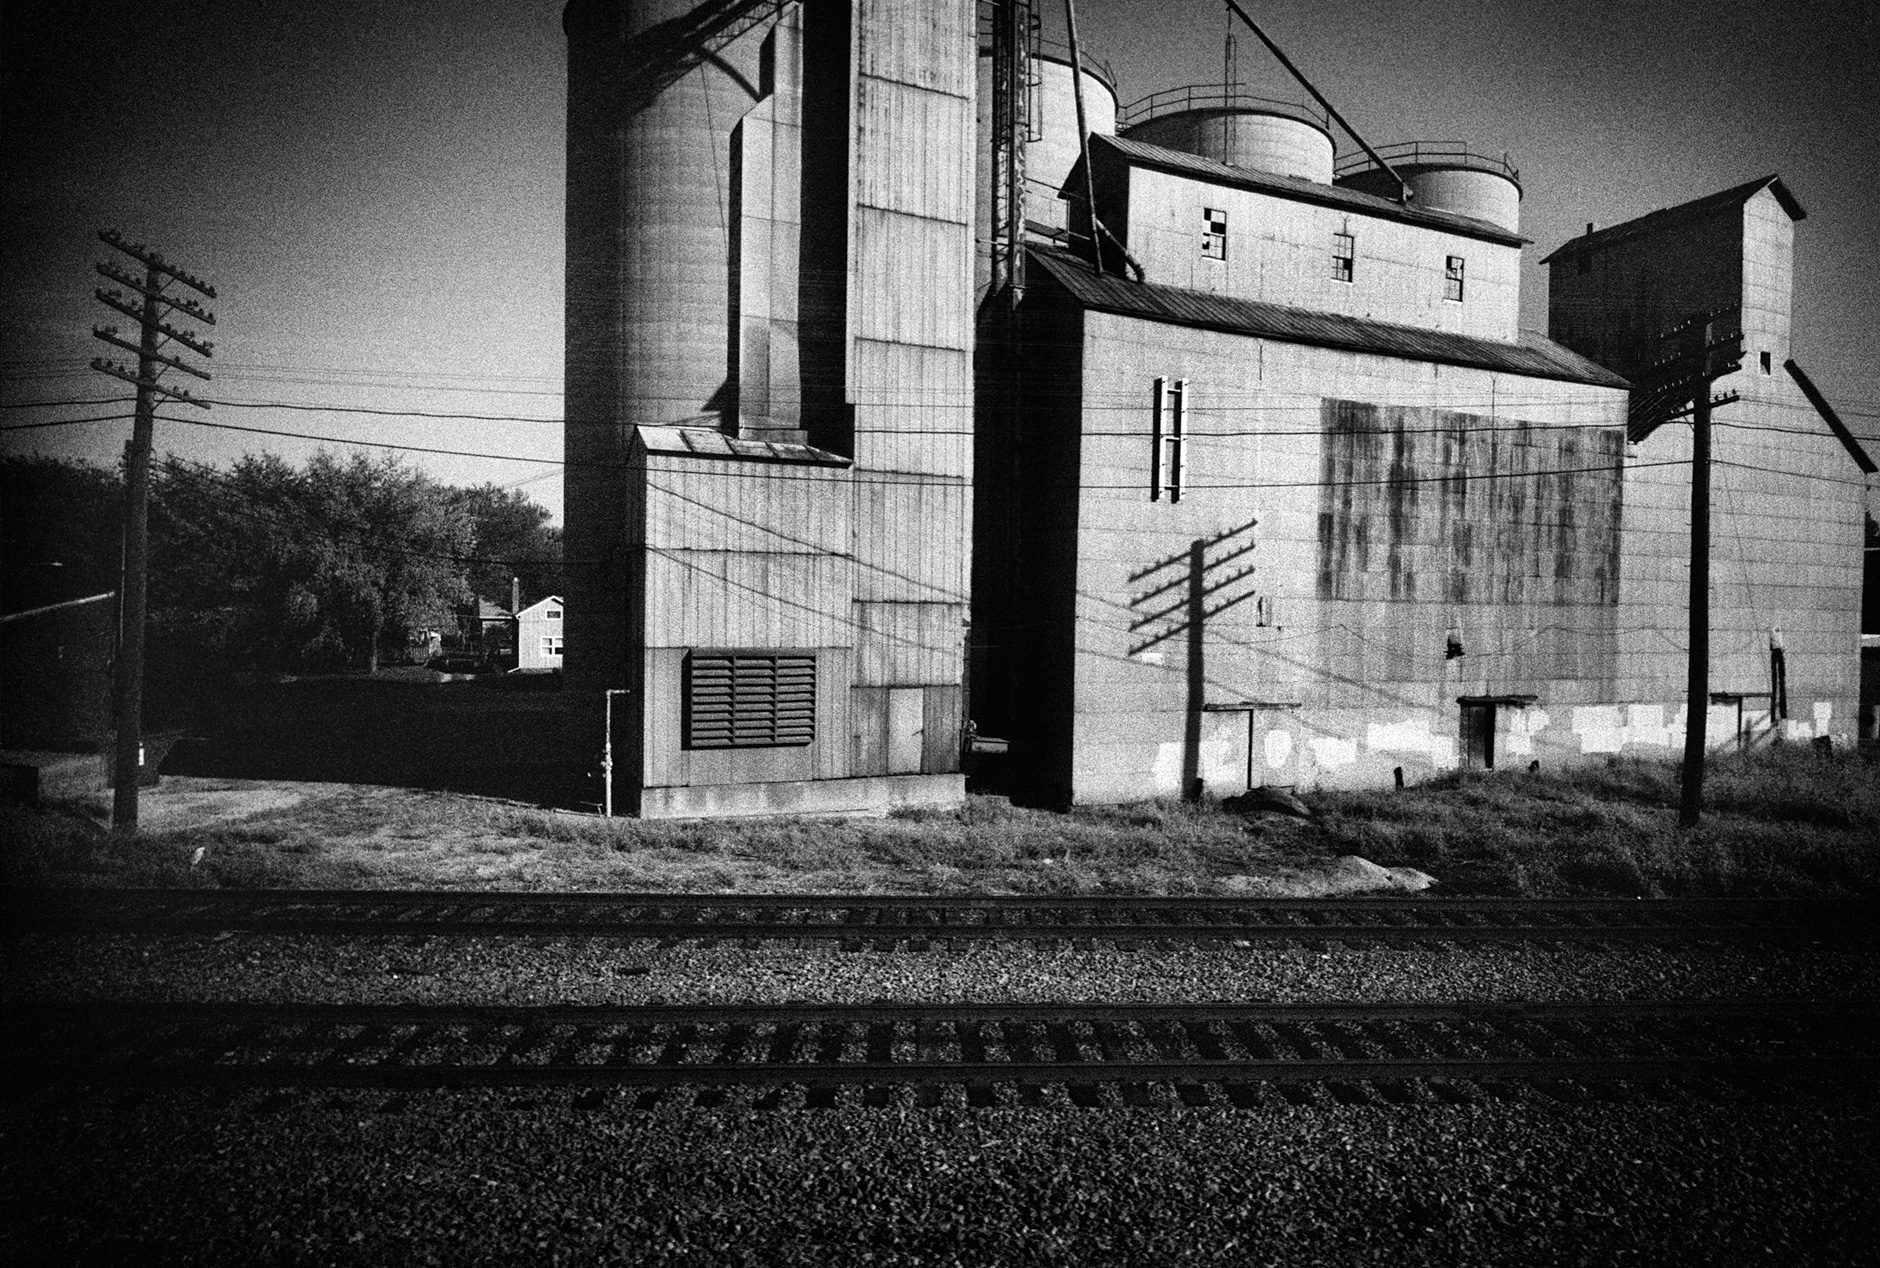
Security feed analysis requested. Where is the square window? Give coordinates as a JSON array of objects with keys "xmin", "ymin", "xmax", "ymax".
[
  {"xmin": 541, "ymin": 635, "xmax": 563, "ymax": 657},
  {"xmin": 1444, "ymin": 255, "xmax": 1465, "ymax": 302},
  {"xmin": 1332, "ymin": 231, "xmax": 1354, "ymax": 283},
  {"xmin": 1201, "ymin": 208, "xmax": 1227, "ymax": 260}
]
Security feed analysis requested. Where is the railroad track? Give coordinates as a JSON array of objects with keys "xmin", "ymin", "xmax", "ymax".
[
  {"xmin": 7, "ymin": 889, "xmax": 1876, "ymax": 945},
  {"xmin": 9, "ymin": 1000, "xmax": 1876, "ymax": 1099}
]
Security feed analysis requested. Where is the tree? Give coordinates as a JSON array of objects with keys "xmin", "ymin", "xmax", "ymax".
[
  {"xmin": 448, "ymin": 482, "xmax": 564, "ymax": 609},
  {"xmin": 151, "ymin": 451, "xmax": 475, "ymax": 672}
]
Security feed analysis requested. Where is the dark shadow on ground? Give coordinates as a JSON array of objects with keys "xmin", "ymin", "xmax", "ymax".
[{"xmin": 161, "ymin": 674, "xmax": 600, "ymax": 809}]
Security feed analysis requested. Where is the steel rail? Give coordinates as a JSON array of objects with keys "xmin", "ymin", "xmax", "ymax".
[
  {"xmin": 10, "ymin": 1000, "xmax": 1875, "ymax": 1091},
  {"xmin": 13, "ymin": 998, "xmax": 1868, "ymax": 1026},
  {"xmin": 9, "ymin": 890, "xmax": 1874, "ymax": 943}
]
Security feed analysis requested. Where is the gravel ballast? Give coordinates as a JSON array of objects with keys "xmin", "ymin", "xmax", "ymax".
[
  {"xmin": 5, "ymin": 928, "xmax": 1876, "ymax": 1265},
  {"xmin": 5, "ymin": 933, "xmax": 1875, "ymax": 1006},
  {"xmin": 3, "ymin": 1091, "xmax": 1874, "ymax": 1266}
]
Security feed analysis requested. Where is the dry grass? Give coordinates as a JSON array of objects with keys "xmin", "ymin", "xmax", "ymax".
[{"xmin": 4, "ymin": 745, "xmax": 1876, "ymax": 898}]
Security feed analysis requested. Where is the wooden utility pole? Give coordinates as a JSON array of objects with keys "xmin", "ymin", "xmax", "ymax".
[
  {"xmin": 91, "ymin": 230, "xmax": 216, "ymax": 832},
  {"xmin": 1630, "ymin": 307, "xmax": 1740, "ymax": 828},
  {"xmin": 1679, "ymin": 387, "xmax": 1714, "ymax": 827}
]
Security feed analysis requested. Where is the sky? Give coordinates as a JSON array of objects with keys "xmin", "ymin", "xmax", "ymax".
[{"xmin": 4, "ymin": 0, "xmax": 1877, "ymax": 526}]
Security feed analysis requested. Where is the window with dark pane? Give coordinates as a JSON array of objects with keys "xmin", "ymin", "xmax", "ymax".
[
  {"xmin": 684, "ymin": 651, "xmax": 817, "ymax": 749},
  {"xmin": 1201, "ymin": 207, "xmax": 1227, "ymax": 260},
  {"xmin": 1332, "ymin": 231, "xmax": 1354, "ymax": 282},
  {"xmin": 1444, "ymin": 255, "xmax": 1465, "ymax": 301}
]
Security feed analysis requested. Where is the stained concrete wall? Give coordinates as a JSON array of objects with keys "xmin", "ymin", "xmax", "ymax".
[
  {"xmin": 1037, "ymin": 309, "xmax": 1630, "ymax": 803},
  {"xmin": 1118, "ymin": 165, "xmax": 1521, "ymax": 341}
]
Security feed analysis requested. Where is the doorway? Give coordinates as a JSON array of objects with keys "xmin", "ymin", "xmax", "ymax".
[{"xmin": 1460, "ymin": 702, "xmax": 1496, "ymax": 770}]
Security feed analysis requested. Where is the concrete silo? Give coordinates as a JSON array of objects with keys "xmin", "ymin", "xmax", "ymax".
[
  {"xmin": 563, "ymin": 0, "xmax": 977, "ymax": 817},
  {"xmin": 1336, "ymin": 145, "xmax": 1522, "ymax": 234},
  {"xmin": 1119, "ymin": 89, "xmax": 1333, "ymax": 183}
]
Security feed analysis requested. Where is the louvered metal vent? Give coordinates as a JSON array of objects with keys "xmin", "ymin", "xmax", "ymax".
[{"xmin": 684, "ymin": 652, "xmax": 817, "ymax": 749}]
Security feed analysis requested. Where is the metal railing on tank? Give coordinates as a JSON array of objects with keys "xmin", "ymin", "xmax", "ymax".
[
  {"xmin": 974, "ymin": 23, "xmax": 1119, "ymax": 92},
  {"xmin": 1117, "ymin": 85, "xmax": 1329, "ymax": 131},
  {"xmin": 1333, "ymin": 141, "xmax": 1519, "ymax": 182}
]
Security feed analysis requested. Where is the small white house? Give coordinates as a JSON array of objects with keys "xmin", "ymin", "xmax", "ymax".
[{"xmin": 514, "ymin": 595, "xmax": 564, "ymax": 672}]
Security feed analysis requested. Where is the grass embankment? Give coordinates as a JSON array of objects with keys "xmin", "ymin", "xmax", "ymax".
[{"xmin": 4, "ymin": 746, "xmax": 1875, "ymax": 898}]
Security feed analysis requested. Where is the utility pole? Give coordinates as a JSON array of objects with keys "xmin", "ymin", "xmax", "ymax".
[
  {"xmin": 91, "ymin": 229, "xmax": 216, "ymax": 832},
  {"xmin": 1630, "ymin": 307, "xmax": 1741, "ymax": 828}
]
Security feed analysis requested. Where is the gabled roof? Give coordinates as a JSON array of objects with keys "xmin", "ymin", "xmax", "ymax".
[
  {"xmin": 1540, "ymin": 176, "xmax": 1806, "ymax": 265},
  {"xmin": 634, "ymin": 425, "xmax": 851, "ymax": 468},
  {"xmin": 1028, "ymin": 245, "xmax": 1629, "ymax": 390},
  {"xmin": 515, "ymin": 595, "xmax": 564, "ymax": 618},
  {"xmin": 1082, "ymin": 134, "xmax": 1527, "ymax": 248}
]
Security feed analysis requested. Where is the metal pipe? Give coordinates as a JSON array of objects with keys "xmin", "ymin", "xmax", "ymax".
[
  {"xmin": 1062, "ymin": 0, "xmax": 1104, "ymax": 271},
  {"xmin": 1217, "ymin": 0, "xmax": 1411, "ymax": 204},
  {"xmin": 602, "ymin": 688, "xmax": 628, "ymax": 818}
]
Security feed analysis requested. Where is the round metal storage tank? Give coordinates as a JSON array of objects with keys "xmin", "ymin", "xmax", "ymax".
[
  {"xmin": 1334, "ymin": 148, "xmax": 1522, "ymax": 234},
  {"xmin": 975, "ymin": 44, "xmax": 1117, "ymax": 296},
  {"xmin": 1118, "ymin": 91, "xmax": 1333, "ymax": 183}
]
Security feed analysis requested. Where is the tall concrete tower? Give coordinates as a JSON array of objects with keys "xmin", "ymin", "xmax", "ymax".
[{"xmin": 564, "ymin": 0, "xmax": 976, "ymax": 817}]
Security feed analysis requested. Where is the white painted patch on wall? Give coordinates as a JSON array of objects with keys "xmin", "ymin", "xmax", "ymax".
[
  {"xmin": 1814, "ymin": 701, "xmax": 1832, "ymax": 729},
  {"xmin": 1310, "ymin": 737, "xmax": 1358, "ymax": 768},
  {"xmin": 1624, "ymin": 703, "xmax": 1672, "ymax": 748},
  {"xmin": 1573, "ymin": 705, "xmax": 1624, "ymax": 753},
  {"xmin": 1500, "ymin": 706, "xmax": 1545, "ymax": 757},
  {"xmin": 1264, "ymin": 728, "xmax": 1293, "ymax": 769},
  {"xmin": 1199, "ymin": 739, "xmax": 1236, "ymax": 786},
  {"xmin": 1430, "ymin": 734, "xmax": 1457, "ymax": 771},
  {"xmin": 1132, "ymin": 650, "xmax": 1166, "ymax": 665},
  {"xmin": 1366, "ymin": 717, "xmax": 1436, "ymax": 754},
  {"xmin": 1150, "ymin": 742, "xmax": 1183, "ymax": 793},
  {"xmin": 1150, "ymin": 740, "xmax": 1237, "ymax": 792}
]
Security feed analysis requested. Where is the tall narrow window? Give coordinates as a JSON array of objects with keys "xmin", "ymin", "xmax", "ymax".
[
  {"xmin": 1201, "ymin": 208, "xmax": 1227, "ymax": 260},
  {"xmin": 1444, "ymin": 255, "xmax": 1465, "ymax": 302},
  {"xmin": 1331, "ymin": 231, "xmax": 1354, "ymax": 283},
  {"xmin": 1152, "ymin": 377, "xmax": 1188, "ymax": 502}
]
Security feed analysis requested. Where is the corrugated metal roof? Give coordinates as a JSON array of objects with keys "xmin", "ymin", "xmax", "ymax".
[
  {"xmin": 1029, "ymin": 245, "xmax": 1630, "ymax": 390},
  {"xmin": 634, "ymin": 426, "xmax": 852, "ymax": 468},
  {"xmin": 1089, "ymin": 134, "xmax": 1527, "ymax": 247},
  {"xmin": 1539, "ymin": 176, "xmax": 1805, "ymax": 265}
]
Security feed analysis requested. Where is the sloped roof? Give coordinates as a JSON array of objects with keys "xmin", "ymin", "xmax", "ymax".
[
  {"xmin": 1085, "ymin": 134, "xmax": 1527, "ymax": 248},
  {"xmin": 1540, "ymin": 176, "xmax": 1806, "ymax": 265},
  {"xmin": 634, "ymin": 426, "xmax": 851, "ymax": 467},
  {"xmin": 1028, "ymin": 245, "xmax": 1630, "ymax": 390},
  {"xmin": 514, "ymin": 595, "xmax": 564, "ymax": 618},
  {"xmin": 1786, "ymin": 359, "xmax": 1878, "ymax": 475}
]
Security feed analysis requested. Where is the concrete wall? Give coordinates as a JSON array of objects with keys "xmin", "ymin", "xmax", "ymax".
[
  {"xmin": 845, "ymin": 0, "xmax": 975, "ymax": 787},
  {"xmin": 1550, "ymin": 184, "xmax": 1863, "ymax": 753},
  {"xmin": 1117, "ymin": 165, "xmax": 1521, "ymax": 341},
  {"xmin": 1003, "ymin": 305, "xmax": 1632, "ymax": 804}
]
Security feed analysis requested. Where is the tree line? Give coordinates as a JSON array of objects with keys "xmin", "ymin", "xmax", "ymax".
[{"xmin": 1, "ymin": 451, "xmax": 563, "ymax": 675}]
